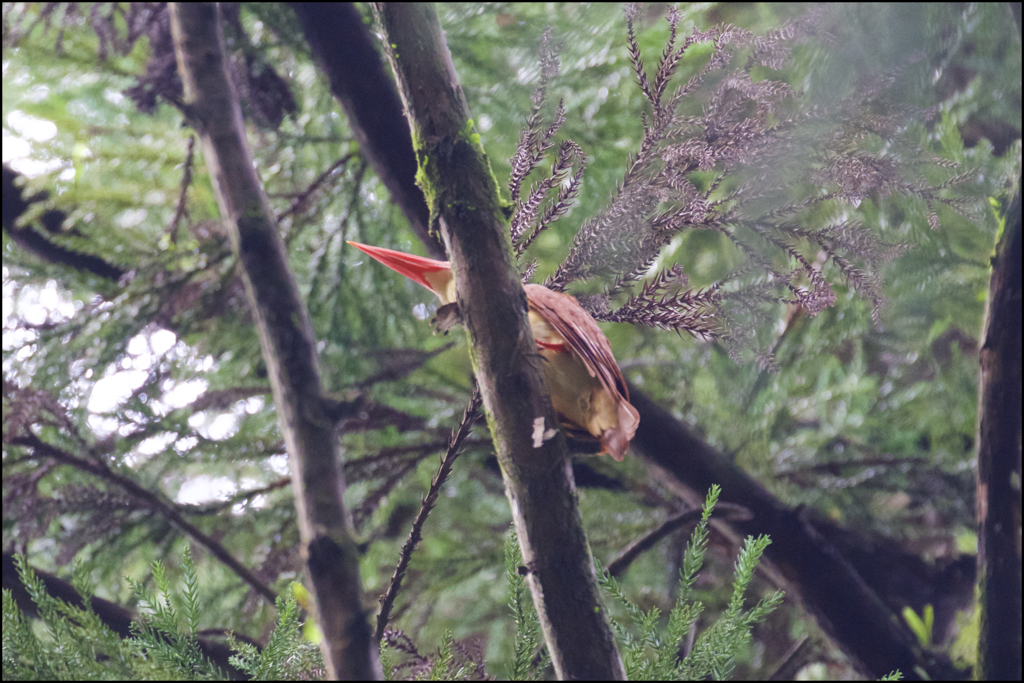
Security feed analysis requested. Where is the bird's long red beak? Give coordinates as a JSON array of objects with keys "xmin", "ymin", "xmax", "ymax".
[{"xmin": 347, "ymin": 241, "xmax": 450, "ymax": 295}]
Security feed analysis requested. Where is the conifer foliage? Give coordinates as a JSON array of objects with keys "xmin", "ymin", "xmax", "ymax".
[
  {"xmin": 2, "ymin": 2, "xmax": 1009, "ymax": 679},
  {"xmin": 512, "ymin": 5, "xmax": 970, "ymax": 364}
]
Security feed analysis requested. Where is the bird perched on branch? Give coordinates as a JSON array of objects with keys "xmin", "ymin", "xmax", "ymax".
[{"xmin": 348, "ymin": 241, "xmax": 639, "ymax": 460}]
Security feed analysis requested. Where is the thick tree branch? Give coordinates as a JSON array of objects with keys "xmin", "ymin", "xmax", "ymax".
[
  {"xmin": 168, "ymin": 4, "xmax": 379, "ymax": 679},
  {"xmin": 292, "ymin": 3, "xmax": 442, "ymax": 259},
  {"xmin": 629, "ymin": 385, "xmax": 967, "ymax": 680},
  {"xmin": 2, "ymin": 164, "xmax": 125, "ymax": 282},
  {"xmin": 372, "ymin": 3, "xmax": 625, "ymax": 679},
  {"xmin": 975, "ymin": 182, "xmax": 1022, "ymax": 681}
]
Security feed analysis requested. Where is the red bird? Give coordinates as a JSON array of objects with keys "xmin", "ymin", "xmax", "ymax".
[{"xmin": 348, "ymin": 241, "xmax": 639, "ymax": 460}]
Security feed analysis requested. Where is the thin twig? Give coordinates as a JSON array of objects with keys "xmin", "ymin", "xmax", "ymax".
[
  {"xmin": 374, "ymin": 387, "xmax": 483, "ymax": 642},
  {"xmin": 167, "ymin": 135, "xmax": 195, "ymax": 242},
  {"xmin": 9, "ymin": 433, "xmax": 277, "ymax": 604},
  {"xmin": 606, "ymin": 502, "xmax": 751, "ymax": 578}
]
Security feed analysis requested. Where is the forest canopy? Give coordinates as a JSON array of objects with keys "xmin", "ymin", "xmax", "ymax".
[{"xmin": 3, "ymin": 2, "xmax": 1020, "ymax": 680}]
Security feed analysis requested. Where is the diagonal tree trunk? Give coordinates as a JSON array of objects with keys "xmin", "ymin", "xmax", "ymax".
[
  {"xmin": 371, "ymin": 3, "xmax": 625, "ymax": 679},
  {"xmin": 628, "ymin": 386, "xmax": 966, "ymax": 680},
  {"xmin": 292, "ymin": 2, "xmax": 442, "ymax": 260},
  {"xmin": 169, "ymin": 4, "xmax": 380, "ymax": 679}
]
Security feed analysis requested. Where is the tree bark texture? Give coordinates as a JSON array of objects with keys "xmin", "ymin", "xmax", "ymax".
[
  {"xmin": 168, "ymin": 4, "xmax": 380, "ymax": 679},
  {"xmin": 372, "ymin": 3, "xmax": 625, "ymax": 679},
  {"xmin": 975, "ymin": 184, "xmax": 1022, "ymax": 682}
]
